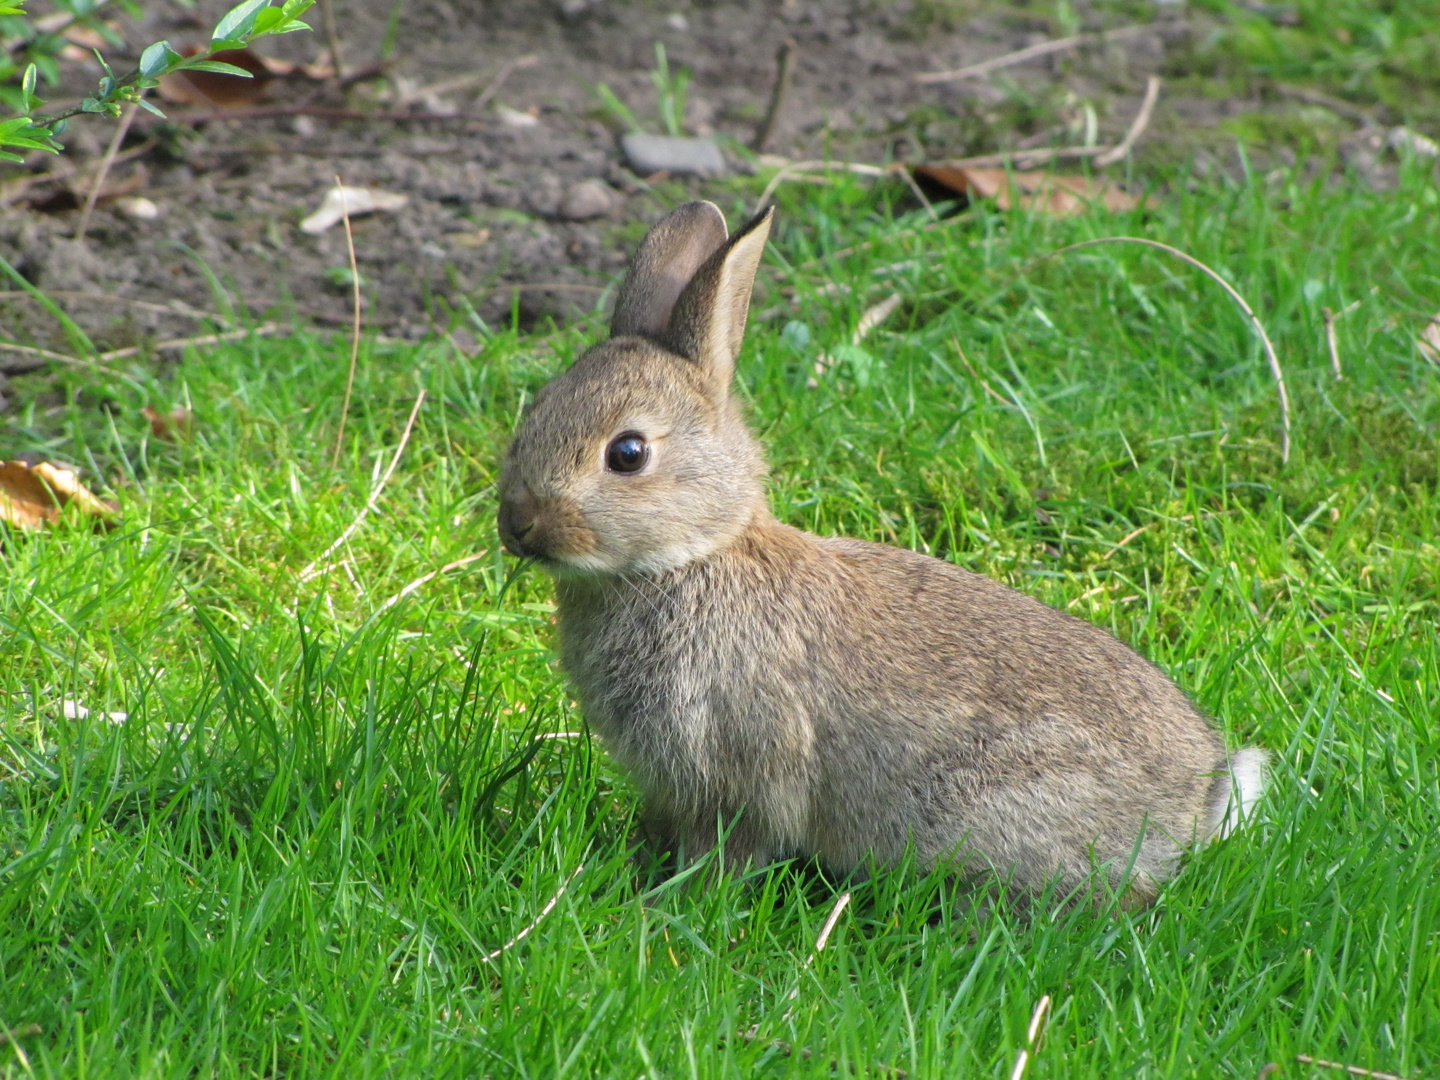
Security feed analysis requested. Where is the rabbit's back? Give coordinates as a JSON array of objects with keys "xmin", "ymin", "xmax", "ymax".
[{"xmin": 809, "ymin": 533, "xmax": 1225, "ymax": 891}]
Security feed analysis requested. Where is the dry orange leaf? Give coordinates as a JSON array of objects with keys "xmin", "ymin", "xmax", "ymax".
[
  {"xmin": 142, "ymin": 405, "xmax": 193, "ymax": 441},
  {"xmin": 0, "ymin": 461, "xmax": 119, "ymax": 532},
  {"xmin": 914, "ymin": 164, "xmax": 1147, "ymax": 217}
]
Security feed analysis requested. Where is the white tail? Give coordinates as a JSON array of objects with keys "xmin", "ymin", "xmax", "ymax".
[{"xmin": 1208, "ymin": 748, "xmax": 1270, "ymax": 840}]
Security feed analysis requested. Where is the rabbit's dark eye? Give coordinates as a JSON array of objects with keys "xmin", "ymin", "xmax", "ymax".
[{"xmin": 606, "ymin": 433, "xmax": 649, "ymax": 474}]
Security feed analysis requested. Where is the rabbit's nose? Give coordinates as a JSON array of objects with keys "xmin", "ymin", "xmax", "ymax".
[{"xmin": 498, "ymin": 486, "xmax": 540, "ymax": 555}]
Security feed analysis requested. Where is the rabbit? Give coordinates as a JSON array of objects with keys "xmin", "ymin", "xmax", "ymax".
[{"xmin": 497, "ymin": 200, "xmax": 1267, "ymax": 906}]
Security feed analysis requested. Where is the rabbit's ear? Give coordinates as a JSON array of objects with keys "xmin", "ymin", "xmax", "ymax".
[
  {"xmin": 611, "ymin": 201, "xmax": 730, "ymax": 340},
  {"xmin": 665, "ymin": 206, "xmax": 774, "ymax": 398}
]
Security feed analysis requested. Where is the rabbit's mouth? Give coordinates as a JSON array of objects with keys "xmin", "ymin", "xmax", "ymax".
[{"xmin": 498, "ymin": 484, "xmax": 599, "ymax": 567}]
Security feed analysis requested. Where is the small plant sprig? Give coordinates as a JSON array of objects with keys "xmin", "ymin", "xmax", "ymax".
[
  {"xmin": 595, "ymin": 40, "xmax": 690, "ymax": 138},
  {"xmin": 1, "ymin": 0, "xmax": 313, "ymax": 162}
]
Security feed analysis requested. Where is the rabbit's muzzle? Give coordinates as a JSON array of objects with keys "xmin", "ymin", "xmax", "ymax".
[{"xmin": 498, "ymin": 482, "xmax": 595, "ymax": 564}]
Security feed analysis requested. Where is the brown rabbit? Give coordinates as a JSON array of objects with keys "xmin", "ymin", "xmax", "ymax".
[{"xmin": 497, "ymin": 201, "xmax": 1266, "ymax": 905}]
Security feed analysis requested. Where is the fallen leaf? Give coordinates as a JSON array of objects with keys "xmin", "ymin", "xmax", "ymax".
[
  {"xmin": 61, "ymin": 21, "xmax": 122, "ymax": 50},
  {"xmin": 158, "ymin": 47, "xmax": 276, "ymax": 108},
  {"xmin": 142, "ymin": 405, "xmax": 192, "ymax": 440},
  {"xmin": 495, "ymin": 104, "xmax": 540, "ymax": 128},
  {"xmin": 452, "ymin": 227, "xmax": 491, "ymax": 248},
  {"xmin": 1419, "ymin": 313, "xmax": 1440, "ymax": 367},
  {"xmin": 0, "ymin": 460, "xmax": 119, "ymax": 532},
  {"xmin": 300, "ymin": 185, "xmax": 409, "ymax": 235},
  {"xmin": 114, "ymin": 195, "xmax": 161, "ymax": 220},
  {"xmin": 914, "ymin": 164, "xmax": 1147, "ymax": 216}
]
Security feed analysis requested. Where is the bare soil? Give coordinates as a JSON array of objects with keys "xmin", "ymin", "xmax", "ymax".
[{"xmin": 0, "ymin": 0, "xmax": 1400, "ymax": 357}]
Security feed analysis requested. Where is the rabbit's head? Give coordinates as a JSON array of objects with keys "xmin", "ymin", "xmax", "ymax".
[{"xmin": 498, "ymin": 201, "xmax": 774, "ymax": 576}]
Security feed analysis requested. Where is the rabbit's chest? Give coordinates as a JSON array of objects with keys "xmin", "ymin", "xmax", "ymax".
[
  {"xmin": 557, "ymin": 600, "xmax": 718, "ymax": 750},
  {"xmin": 554, "ymin": 583, "xmax": 810, "ymax": 791}
]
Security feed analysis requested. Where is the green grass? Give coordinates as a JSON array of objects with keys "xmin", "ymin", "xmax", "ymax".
[{"xmin": 4, "ymin": 153, "xmax": 1440, "ymax": 1077}]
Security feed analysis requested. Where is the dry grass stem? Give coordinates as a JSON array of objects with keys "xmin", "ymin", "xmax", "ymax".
[
  {"xmin": 1009, "ymin": 994, "xmax": 1053, "ymax": 1080},
  {"xmin": 75, "ymin": 100, "xmax": 140, "ymax": 244},
  {"xmin": 330, "ymin": 175, "xmax": 363, "ymax": 470},
  {"xmin": 916, "ymin": 24, "xmax": 1157, "ymax": 84},
  {"xmin": 1323, "ymin": 306, "xmax": 1343, "ymax": 380},
  {"xmin": 0, "ymin": 340, "xmax": 90, "ymax": 375},
  {"xmin": 1295, "ymin": 1054, "xmax": 1411, "ymax": 1080},
  {"xmin": 1095, "ymin": 76, "xmax": 1162, "ymax": 166},
  {"xmin": 954, "ymin": 339, "xmax": 1013, "ymax": 407},
  {"xmin": 1043, "ymin": 237, "xmax": 1291, "ymax": 462},
  {"xmin": 300, "ymin": 388, "xmax": 428, "ymax": 582},
  {"xmin": 754, "ymin": 160, "xmax": 887, "ymax": 212},
  {"xmin": 106, "ymin": 324, "xmax": 288, "ymax": 360},
  {"xmin": 751, "ymin": 38, "xmax": 797, "ymax": 153},
  {"xmin": 0, "ymin": 1024, "xmax": 42, "ymax": 1048},
  {"xmin": 895, "ymin": 164, "xmax": 941, "ymax": 220},
  {"xmin": 811, "ymin": 890, "xmax": 852, "ymax": 955},
  {"xmin": 482, "ymin": 865, "xmax": 584, "ymax": 962},
  {"xmin": 1102, "ymin": 523, "xmax": 1153, "ymax": 559},
  {"xmin": 373, "ymin": 552, "xmax": 489, "ymax": 615},
  {"xmin": 399, "ymin": 60, "xmax": 536, "ymax": 107},
  {"xmin": 940, "ymin": 144, "xmax": 1112, "ymax": 170}
]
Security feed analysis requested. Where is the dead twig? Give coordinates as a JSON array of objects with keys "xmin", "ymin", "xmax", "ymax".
[
  {"xmin": 1273, "ymin": 84, "xmax": 1377, "ymax": 125},
  {"xmin": 1295, "ymin": 1054, "xmax": 1411, "ymax": 1080},
  {"xmin": 0, "ymin": 290, "xmax": 227, "ymax": 324},
  {"xmin": 751, "ymin": 38, "xmax": 797, "ymax": 153},
  {"xmin": 1095, "ymin": 76, "xmax": 1161, "ymax": 166},
  {"xmin": 482, "ymin": 864, "xmax": 584, "ymax": 963},
  {"xmin": 1040, "ymin": 237, "xmax": 1291, "ymax": 463},
  {"xmin": 314, "ymin": 0, "xmax": 346, "ymax": 79},
  {"xmin": 330, "ymin": 175, "xmax": 363, "ymax": 470},
  {"xmin": 75, "ymin": 100, "xmax": 139, "ymax": 243},
  {"xmin": 470, "ymin": 53, "xmax": 541, "ymax": 114},
  {"xmin": 916, "ymin": 24, "xmax": 1160, "ymax": 84},
  {"xmin": 2, "ymin": 325, "xmax": 285, "ymax": 376},
  {"xmin": 163, "ymin": 104, "xmax": 477, "ymax": 124},
  {"xmin": 299, "ymin": 389, "xmax": 427, "ymax": 583},
  {"xmin": 0, "ymin": 341, "xmax": 95, "ymax": 375}
]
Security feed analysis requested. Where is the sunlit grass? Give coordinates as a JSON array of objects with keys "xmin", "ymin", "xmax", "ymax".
[{"xmin": 2, "ymin": 155, "xmax": 1437, "ymax": 1077}]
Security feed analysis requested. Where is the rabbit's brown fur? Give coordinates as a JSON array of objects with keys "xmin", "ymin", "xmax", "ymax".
[{"xmin": 498, "ymin": 201, "xmax": 1266, "ymax": 904}]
